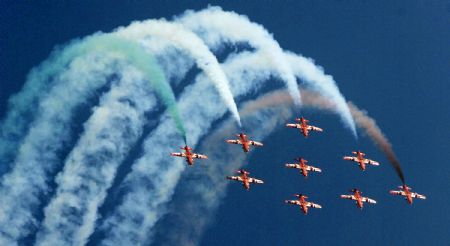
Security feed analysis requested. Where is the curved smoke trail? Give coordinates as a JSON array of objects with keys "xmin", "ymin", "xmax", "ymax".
[
  {"xmin": 0, "ymin": 33, "xmax": 187, "ymax": 176},
  {"xmin": 34, "ymin": 68, "xmax": 157, "ymax": 246},
  {"xmin": 347, "ymin": 103, "xmax": 405, "ymax": 184},
  {"xmin": 177, "ymin": 6, "xmax": 356, "ymax": 136},
  {"xmin": 98, "ymin": 48, "xmax": 355, "ymax": 244},
  {"xmin": 232, "ymin": 90, "xmax": 405, "ymax": 184},
  {"xmin": 152, "ymin": 89, "xmax": 405, "ymax": 246},
  {"xmin": 0, "ymin": 7, "xmax": 360, "ymax": 246},
  {"xmin": 0, "ymin": 34, "xmax": 183, "ymax": 244},
  {"xmin": 178, "ymin": 6, "xmax": 302, "ymax": 108},
  {"xmin": 116, "ymin": 19, "xmax": 242, "ymax": 128}
]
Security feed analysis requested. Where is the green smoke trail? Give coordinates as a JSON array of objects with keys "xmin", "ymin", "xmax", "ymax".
[{"xmin": 80, "ymin": 34, "xmax": 187, "ymax": 143}]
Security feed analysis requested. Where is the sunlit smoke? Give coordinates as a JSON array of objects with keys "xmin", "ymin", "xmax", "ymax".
[{"xmin": 116, "ymin": 19, "xmax": 242, "ymax": 127}]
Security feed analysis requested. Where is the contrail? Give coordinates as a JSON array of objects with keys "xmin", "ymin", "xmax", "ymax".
[
  {"xmin": 347, "ymin": 102, "xmax": 405, "ymax": 184},
  {"xmin": 239, "ymin": 91, "xmax": 405, "ymax": 183},
  {"xmin": 177, "ymin": 6, "xmax": 356, "ymax": 136},
  {"xmin": 116, "ymin": 19, "xmax": 242, "ymax": 128},
  {"xmin": 0, "ymin": 34, "xmax": 183, "ymax": 244},
  {"xmin": 98, "ymin": 50, "xmax": 354, "ymax": 244},
  {"xmin": 152, "ymin": 100, "xmax": 295, "ymax": 246},
  {"xmin": 152, "ymin": 89, "xmax": 405, "ymax": 246},
  {"xmin": 178, "ymin": 6, "xmax": 299, "ymax": 108},
  {"xmin": 97, "ymin": 54, "xmax": 285, "ymax": 245},
  {"xmin": 34, "ymin": 68, "xmax": 157, "ymax": 246}
]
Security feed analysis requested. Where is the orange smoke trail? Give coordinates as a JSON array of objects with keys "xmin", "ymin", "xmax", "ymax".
[
  {"xmin": 347, "ymin": 102, "xmax": 405, "ymax": 184},
  {"xmin": 242, "ymin": 89, "xmax": 406, "ymax": 184}
]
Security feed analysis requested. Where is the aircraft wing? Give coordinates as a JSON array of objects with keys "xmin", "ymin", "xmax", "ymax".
[
  {"xmin": 248, "ymin": 178, "xmax": 264, "ymax": 184},
  {"xmin": 362, "ymin": 197, "xmax": 377, "ymax": 204},
  {"xmin": 227, "ymin": 176, "xmax": 243, "ymax": 182},
  {"xmin": 192, "ymin": 153, "xmax": 208, "ymax": 159},
  {"xmin": 343, "ymin": 156, "xmax": 358, "ymax": 162},
  {"xmin": 249, "ymin": 140, "xmax": 263, "ymax": 147},
  {"xmin": 307, "ymin": 125, "xmax": 323, "ymax": 132},
  {"xmin": 285, "ymin": 200, "xmax": 301, "ymax": 205},
  {"xmin": 364, "ymin": 158, "xmax": 380, "ymax": 166},
  {"xmin": 307, "ymin": 202, "xmax": 322, "ymax": 209},
  {"xmin": 286, "ymin": 123, "xmax": 300, "ymax": 129},
  {"xmin": 411, "ymin": 193, "xmax": 426, "ymax": 199},
  {"xmin": 340, "ymin": 195, "xmax": 355, "ymax": 200},
  {"xmin": 389, "ymin": 190, "xmax": 404, "ymax": 196},
  {"xmin": 170, "ymin": 152, "xmax": 186, "ymax": 157},
  {"xmin": 308, "ymin": 166, "xmax": 322, "ymax": 172},
  {"xmin": 226, "ymin": 139, "xmax": 243, "ymax": 145},
  {"xmin": 285, "ymin": 164, "xmax": 300, "ymax": 169}
]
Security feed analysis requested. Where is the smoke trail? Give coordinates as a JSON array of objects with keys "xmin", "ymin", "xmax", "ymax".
[
  {"xmin": 34, "ymin": 68, "xmax": 157, "ymax": 246},
  {"xmin": 347, "ymin": 103, "xmax": 405, "ymax": 184},
  {"xmin": 98, "ymin": 50, "xmax": 355, "ymax": 244},
  {"xmin": 152, "ymin": 89, "xmax": 405, "ymax": 246},
  {"xmin": 177, "ymin": 7, "xmax": 357, "ymax": 136},
  {"xmin": 94, "ymin": 34, "xmax": 187, "ymax": 141},
  {"xmin": 98, "ymin": 55, "xmax": 284, "ymax": 245},
  {"xmin": 240, "ymin": 90, "xmax": 405, "ymax": 183},
  {"xmin": 178, "ymin": 6, "xmax": 299, "ymax": 108},
  {"xmin": 0, "ymin": 33, "xmax": 187, "ymax": 176},
  {"xmin": 152, "ymin": 101, "xmax": 296, "ymax": 246},
  {"xmin": 116, "ymin": 19, "xmax": 242, "ymax": 127},
  {"xmin": 0, "ymin": 34, "xmax": 183, "ymax": 244}
]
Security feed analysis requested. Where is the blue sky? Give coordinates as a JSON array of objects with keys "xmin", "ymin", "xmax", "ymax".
[{"xmin": 1, "ymin": 1, "xmax": 449, "ymax": 245}]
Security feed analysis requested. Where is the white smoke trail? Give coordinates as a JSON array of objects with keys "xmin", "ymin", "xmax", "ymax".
[
  {"xmin": 0, "ymin": 37, "xmax": 106, "ymax": 175},
  {"xmin": 151, "ymin": 90, "xmax": 334, "ymax": 246},
  {"xmin": 158, "ymin": 111, "xmax": 292, "ymax": 246},
  {"xmin": 177, "ymin": 6, "xmax": 356, "ymax": 136},
  {"xmin": 0, "ymin": 33, "xmax": 182, "ymax": 244},
  {"xmin": 116, "ymin": 19, "xmax": 242, "ymax": 127},
  {"xmin": 0, "ymin": 51, "xmax": 122, "ymax": 245},
  {"xmin": 99, "ymin": 48, "xmax": 354, "ymax": 244},
  {"xmin": 284, "ymin": 51, "xmax": 357, "ymax": 136},
  {"xmin": 98, "ymin": 55, "xmax": 276, "ymax": 246},
  {"xmin": 178, "ymin": 6, "xmax": 302, "ymax": 107},
  {"xmin": 34, "ymin": 68, "xmax": 156, "ymax": 246}
]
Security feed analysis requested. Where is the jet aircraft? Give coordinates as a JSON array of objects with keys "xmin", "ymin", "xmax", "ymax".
[
  {"xmin": 340, "ymin": 188, "xmax": 377, "ymax": 209},
  {"xmin": 285, "ymin": 194, "xmax": 322, "ymax": 214},
  {"xmin": 170, "ymin": 146, "xmax": 208, "ymax": 166},
  {"xmin": 343, "ymin": 151, "xmax": 380, "ymax": 171},
  {"xmin": 226, "ymin": 170, "xmax": 264, "ymax": 190},
  {"xmin": 285, "ymin": 158, "xmax": 322, "ymax": 177},
  {"xmin": 226, "ymin": 133, "xmax": 263, "ymax": 153},
  {"xmin": 390, "ymin": 184, "xmax": 426, "ymax": 204},
  {"xmin": 286, "ymin": 117, "xmax": 323, "ymax": 137}
]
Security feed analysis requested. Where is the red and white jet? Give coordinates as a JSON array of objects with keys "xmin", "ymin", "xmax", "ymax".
[
  {"xmin": 343, "ymin": 151, "xmax": 380, "ymax": 171},
  {"xmin": 285, "ymin": 194, "xmax": 322, "ymax": 215},
  {"xmin": 170, "ymin": 146, "xmax": 208, "ymax": 166},
  {"xmin": 285, "ymin": 158, "xmax": 322, "ymax": 178},
  {"xmin": 226, "ymin": 133, "xmax": 263, "ymax": 153},
  {"xmin": 390, "ymin": 184, "xmax": 426, "ymax": 204},
  {"xmin": 226, "ymin": 170, "xmax": 264, "ymax": 190},
  {"xmin": 340, "ymin": 189, "xmax": 377, "ymax": 209},
  {"xmin": 286, "ymin": 117, "xmax": 323, "ymax": 137}
]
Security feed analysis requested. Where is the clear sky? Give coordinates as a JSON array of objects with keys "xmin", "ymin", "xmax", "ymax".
[{"xmin": 0, "ymin": 1, "xmax": 449, "ymax": 245}]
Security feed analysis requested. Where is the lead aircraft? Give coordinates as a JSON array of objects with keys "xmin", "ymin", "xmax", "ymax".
[{"xmin": 170, "ymin": 146, "xmax": 208, "ymax": 166}]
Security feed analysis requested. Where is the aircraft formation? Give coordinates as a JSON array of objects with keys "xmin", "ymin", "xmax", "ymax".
[{"xmin": 170, "ymin": 116, "xmax": 426, "ymax": 215}]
